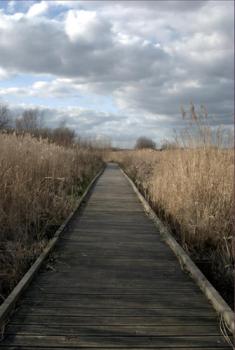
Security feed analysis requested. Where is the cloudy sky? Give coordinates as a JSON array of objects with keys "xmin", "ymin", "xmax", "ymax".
[{"xmin": 0, "ymin": 0, "xmax": 233, "ymax": 146}]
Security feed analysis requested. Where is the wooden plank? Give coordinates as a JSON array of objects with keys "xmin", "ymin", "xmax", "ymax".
[
  {"xmin": 10, "ymin": 315, "xmax": 222, "ymax": 326},
  {"xmin": 0, "ymin": 347, "xmax": 231, "ymax": 350},
  {"xmin": 22, "ymin": 301, "xmax": 209, "ymax": 313},
  {"xmin": 58, "ymin": 235, "xmax": 162, "ymax": 242},
  {"xmin": 34, "ymin": 279, "xmax": 198, "ymax": 288},
  {"xmin": 33, "ymin": 272, "xmax": 192, "ymax": 284},
  {"xmin": 24, "ymin": 290, "xmax": 201, "ymax": 297},
  {"xmin": 5, "ymin": 324, "xmax": 224, "ymax": 336},
  {"xmin": 0, "ymin": 334, "xmax": 230, "ymax": 348},
  {"xmin": 40, "ymin": 257, "xmax": 179, "ymax": 265},
  {"xmin": 30, "ymin": 266, "xmax": 187, "ymax": 277},
  {"xmin": 20, "ymin": 297, "xmax": 210, "ymax": 309},
  {"xmin": 13, "ymin": 306, "xmax": 217, "ymax": 317},
  {"xmin": 26, "ymin": 286, "xmax": 201, "ymax": 294}
]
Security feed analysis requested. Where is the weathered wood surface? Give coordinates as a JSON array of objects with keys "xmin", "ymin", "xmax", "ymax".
[{"xmin": 0, "ymin": 164, "xmax": 232, "ymax": 349}]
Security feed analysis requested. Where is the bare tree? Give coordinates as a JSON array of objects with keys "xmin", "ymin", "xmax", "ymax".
[
  {"xmin": 135, "ymin": 136, "xmax": 156, "ymax": 150},
  {"xmin": 15, "ymin": 109, "xmax": 42, "ymax": 133},
  {"xmin": 160, "ymin": 140, "xmax": 178, "ymax": 150},
  {"xmin": 51, "ymin": 121, "xmax": 76, "ymax": 147},
  {"xmin": 0, "ymin": 104, "xmax": 10, "ymax": 130}
]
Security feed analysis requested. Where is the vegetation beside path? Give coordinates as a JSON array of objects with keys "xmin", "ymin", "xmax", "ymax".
[{"xmin": 0, "ymin": 132, "xmax": 103, "ymax": 302}]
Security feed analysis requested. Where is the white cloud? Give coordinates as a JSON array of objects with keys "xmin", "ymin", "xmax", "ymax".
[
  {"xmin": 116, "ymin": 32, "xmax": 141, "ymax": 45},
  {"xmin": 0, "ymin": 67, "xmax": 9, "ymax": 80},
  {"xmin": 27, "ymin": 1, "xmax": 48, "ymax": 18},
  {"xmin": 7, "ymin": 1, "xmax": 17, "ymax": 14},
  {"xmin": 32, "ymin": 81, "xmax": 48, "ymax": 89},
  {"xmin": 51, "ymin": 1, "xmax": 80, "ymax": 7},
  {"xmin": 65, "ymin": 10, "xmax": 97, "ymax": 42},
  {"xmin": 0, "ymin": 86, "xmax": 28, "ymax": 96}
]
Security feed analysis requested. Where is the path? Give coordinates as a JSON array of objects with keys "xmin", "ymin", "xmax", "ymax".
[{"xmin": 0, "ymin": 164, "xmax": 230, "ymax": 349}]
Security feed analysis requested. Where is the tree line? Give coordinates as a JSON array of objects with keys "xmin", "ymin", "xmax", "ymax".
[
  {"xmin": 0, "ymin": 104, "xmax": 77, "ymax": 147},
  {"xmin": 0, "ymin": 104, "xmax": 112, "ymax": 149},
  {"xmin": 1, "ymin": 103, "xmax": 176, "ymax": 151}
]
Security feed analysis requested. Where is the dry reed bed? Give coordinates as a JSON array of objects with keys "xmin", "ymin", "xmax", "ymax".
[
  {"xmin": 0, "ymin": 133, "xmax": 103, "ymax": 301},
  {"xmin": 110, "ymin": 148, "xmax": 233, "ymax": 305}
]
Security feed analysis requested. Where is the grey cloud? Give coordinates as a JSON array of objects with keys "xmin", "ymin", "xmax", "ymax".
[{"xmin": 78, "ymin": 1, "xmax": 207, "ymax": 12}]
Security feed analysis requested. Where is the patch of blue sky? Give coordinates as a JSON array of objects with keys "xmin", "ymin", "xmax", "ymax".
[
  {"xmin": 2, "ymin": 87, "xmax": 118, "ymax": 114},
  {"xmin": 48, "ymin": 94, "xmax": 119, "ymax": 114},
  {"xmin": 0, "ymin": 1, "xmax": 7, "ymax": 11},
  {"xmin": 3, "ymin": 1, "xmax": 82, "ymax": 20},
  {"xmin": 0, "ymin": 74, "xmax": 53, "ymax": 88},
  {"xmin": 2, "ymin": 0, "xmax": 33, "ymax": 14},
  {"xmin": 165, "ymin": 25, "xmax": 181, "ymax": 41},
  {"xmin": 46, "ymin": 3, "xmax": 71, "ymax": 20},
  {"xmin": 86, "ymin": 95, "xmax": 118, "ymax": 114},
  {"xmin": 0, "ymin": 1, "xmax": 13, "ymax": 12},
  {"xmin": 1, "ymin": 94, "xmax": 55, "ymax": 108}
]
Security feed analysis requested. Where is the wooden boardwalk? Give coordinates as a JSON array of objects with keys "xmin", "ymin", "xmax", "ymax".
[{"xmin": 0, "ymin": 164, "xmax": 231, "ymax": 349}]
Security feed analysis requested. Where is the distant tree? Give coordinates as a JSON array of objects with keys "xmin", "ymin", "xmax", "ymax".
[
  {"xmin": 135, "ymin": 136, "xmax": 156, "ymax": 150},
  {"xmin": 160, "ymin": 140, "xmax": 178, "ymax": 151},
  {"xmin": 93, "ymin": 136, "xmax": 112, "ymax": 150},
  {"xmin": 15, "ymin": 109, "xmax": 42, "ymax": 133},
  {"xmin": 0, "ymin": 104, "xmax": 10, "ymax": 130},
  {"xmin": 15, "ymin": 111, "xmax": 76, "ymax": 147},
  {"xmin": 51, "ymin": 121, "xmax": 76, "ymax": 147}
]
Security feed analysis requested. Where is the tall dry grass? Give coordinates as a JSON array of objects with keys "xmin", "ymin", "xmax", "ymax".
[
  {"xmin": 0, "ymin": 133, "xmax": 103, "ymax": 300},
  {"xmin": 109, "ymin": 117, "xmax": 234, "ymax": 305}
]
